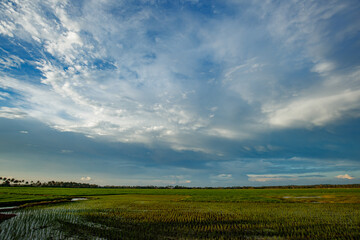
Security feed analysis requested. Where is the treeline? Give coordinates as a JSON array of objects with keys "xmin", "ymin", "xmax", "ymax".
[
  {"xmin": 224, "ymin": 184, "xmax": 360, "ymax": 189},
  {"xmin": 0, "ymin": 177, "xmax": 99, "ymax": 188},
  {"xmin": 1, "ymin": 177, "xmax": 359, "ymax": 189},
  {"xmin": 102, "ymin": 184, "xmax": 360, "ymax": 189}
]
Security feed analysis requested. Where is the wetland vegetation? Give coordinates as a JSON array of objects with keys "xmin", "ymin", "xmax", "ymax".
[{"xmin": 0, "ymin": 186, "xmax": 360, "ymax": 239}]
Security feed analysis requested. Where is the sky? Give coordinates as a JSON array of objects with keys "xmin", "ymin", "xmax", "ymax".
[{"xmin": 0, "ymin": 0, "xmax": 360, "ymax": 187}]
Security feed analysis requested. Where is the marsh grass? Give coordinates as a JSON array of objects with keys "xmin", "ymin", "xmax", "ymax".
[
  {"xmin": 51, "ymin": 195, "xmax": 360, "ymax": 239},
  {"xmin": 0, "ymin": 188, "xmax": 360, "ymax": 239},
  {"xmin": 0, "ymin": 207, "xmax": 80, "ymax": 239},
  {"xmin": 1, "ymin": 187, "xmax": 360, "ymax": 206}
]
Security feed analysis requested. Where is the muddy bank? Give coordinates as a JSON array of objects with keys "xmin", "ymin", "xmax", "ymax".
[
  {"xmin": 0, "ymin": 198, "xmax": 69, "ymax": 208},
  {"xmin": 0, "ymin": 206, "xmax": 20, "ymax": 212},
  {"xmin": 283, "ymin": 196, "xmax": 322, "ymax": 199},
  {"xmin": 0, "ymin": 213, "xmax": 16, "ymax": 223},
  {"xmin": 0, "ymin": 197, "xmax": 88, "ymax": 210},
  {"xmin": 0, "ymin": 198, "xmax": 87, "ymax": 225}
]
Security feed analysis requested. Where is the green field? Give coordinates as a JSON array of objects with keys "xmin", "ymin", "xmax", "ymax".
[{"xmin": 1, "ymin": 187, "xmax": 360, "ymax": 239}]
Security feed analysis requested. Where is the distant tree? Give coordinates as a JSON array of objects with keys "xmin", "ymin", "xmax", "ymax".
[{"xmin": 3, "ymin": 180, "xmax": 10, "ymax": 187}]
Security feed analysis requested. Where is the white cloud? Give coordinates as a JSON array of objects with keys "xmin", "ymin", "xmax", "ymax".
[
  {"xmin": 264, "ymin": 59, "xmax": 360, "ymax": 128},
  {"xmin": 0, "ymin": 107, "xmax": 27, "ymax": 119},
  {"xmin": 80, "ymin": 176, "xmax": 91, "ymax": 181},
  {"xmin": 266, "ymin": 88, "xmax": 360, "ymax": 128},
  {"xmin": 0, "ymin": 0, "xmax": 85, "ymax": 65},
  {"xmin": 311, "ymin": 62, "xmax": 335, "ymax": 75},
  {"xmin": 20, "ymin": 130, "xmax": 28, "ymax": 134},
  {"xmin": 224, "ymin": 58, "xmax": 265, "ymax": 81},
  {"xmin": 205, "ymin": 127, "xmax": 248, "ymax": 140},
  {"xmin": 0, "ymin": 55, "xmax": 24, "ymax": 69},
  {"xmin": 263, "ymin": 0, "xmax": 347, "ymax": 56},
  {"xmin": 0, "ymin": 92, "xmax": 10, "ymax": 100},
  {"xmin": 0, "ymin": 1, "xmax": 213, "ymax": 151},
  {"xmin": 222, "ymin": 1, "xmax": 360, "ymax": 129},
  {"xmin": 213, "ymin": 1, "xmax": 347, "ymax": 106},
  {"xmin": 247, "ymin": 173, "xmax": 324, "ymax": 182},
  {"xmin": 0, "ymin": 0, "xmax": 359, "ymax": 154},
  {"xmin": 248, "ymin": 175, "xmax": 286, "ymax": 182},
  {"xmin": 335, "ymin": 174, "xmax": 354, "ymax": 180},
  {"xmin": 212, "ymin": 174, "xmax": 232, "ymax": 181}
]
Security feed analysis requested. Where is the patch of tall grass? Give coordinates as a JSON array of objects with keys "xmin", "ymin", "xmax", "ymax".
[
  {"xmin": 0, "ymin": 207, "xmax": 81, "ymax": 239},
  {"xmin": 59, "ymin": 195, "xmax": 360, "ymax": 239}
]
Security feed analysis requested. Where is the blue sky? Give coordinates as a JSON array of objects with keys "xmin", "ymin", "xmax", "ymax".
[{"xmin": 0, "ymin": 0, "xmax": 360, "ymax": 186}]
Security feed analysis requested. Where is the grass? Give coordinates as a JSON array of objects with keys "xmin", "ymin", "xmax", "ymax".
[
  {"xmin": 73, "ymin": 195, "xmax": 360, "ymax": 239},
  {"xmin": 1, "ymin": 187, "xmax": 360, "ymax": 206},
  {"xmin": 1, "ymin": 187, "xmax": 360, "ymax": 239}
]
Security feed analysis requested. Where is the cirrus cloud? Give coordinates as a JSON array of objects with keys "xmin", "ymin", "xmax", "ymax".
[{"xmin": 0, "ymin": 0, "xmax": 360, "ymax": 186}]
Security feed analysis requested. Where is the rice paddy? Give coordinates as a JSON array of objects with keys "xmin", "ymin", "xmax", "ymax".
[{"xmin": 0, "ymin": 187, "xmax": 359, "ymax": 239}]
